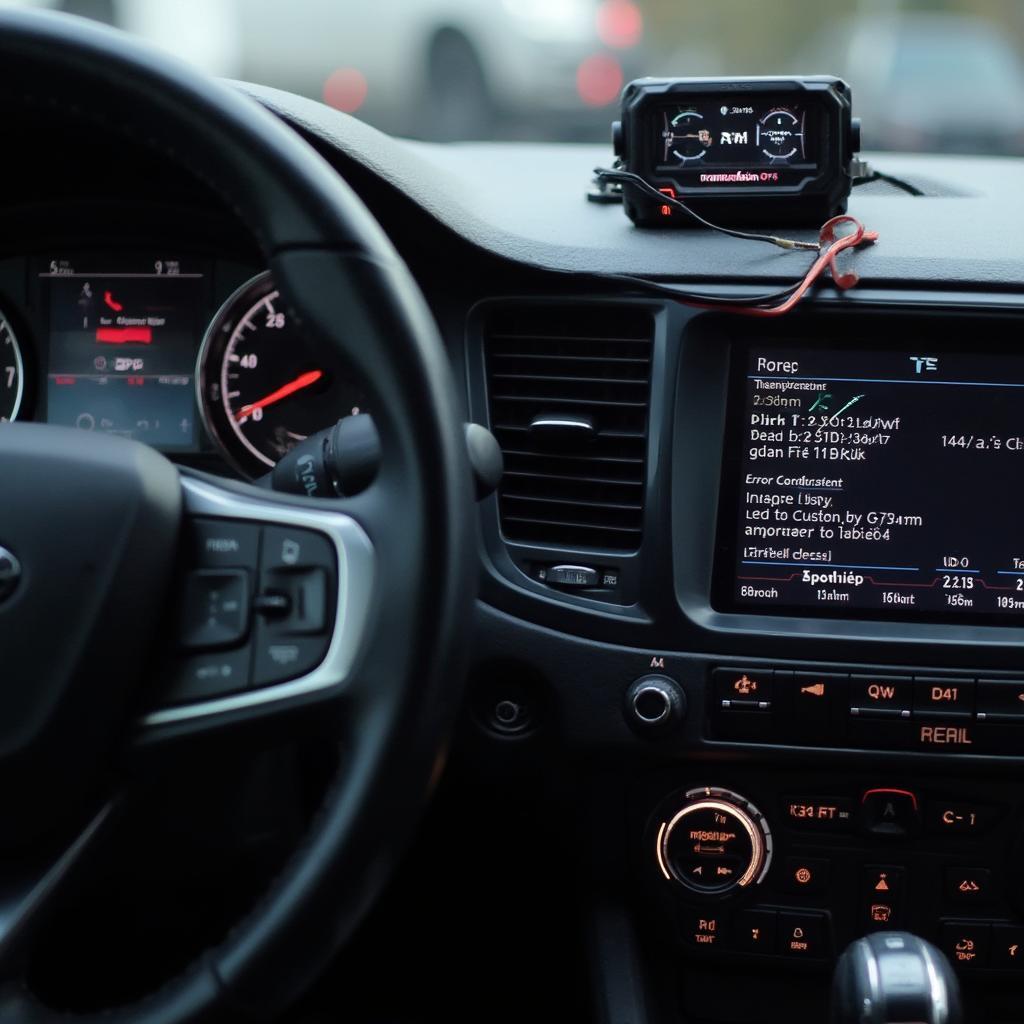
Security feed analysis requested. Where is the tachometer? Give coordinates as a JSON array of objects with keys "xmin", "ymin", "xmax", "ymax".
[
  {"xmin": 198, "ymin": 272, "xmax": 365, "ymax": 477},
  {"xmin": 0, "ymin": 313, "xmax": 25, "ymax": 422}
]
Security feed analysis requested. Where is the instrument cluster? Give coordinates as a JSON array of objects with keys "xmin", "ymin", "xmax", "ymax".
[{"xmin": 0, "ymin": 253, "xmax": 365, "ymax": 478}]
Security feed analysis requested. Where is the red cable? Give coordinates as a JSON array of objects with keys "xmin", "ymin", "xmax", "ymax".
[{"xmin": 695, "ymin": 215, "xmax": 879, "ymax": 317}]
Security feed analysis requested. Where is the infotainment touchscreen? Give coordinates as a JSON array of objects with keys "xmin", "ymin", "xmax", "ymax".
[{"xmin": 716, "ymin": 344, "xmax": 1024, "ymax": 623}]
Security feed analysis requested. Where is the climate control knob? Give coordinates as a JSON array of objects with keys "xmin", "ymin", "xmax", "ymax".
[{"xmin": 655, "ymin": 786, "xmax": 772, "ymax": 896}]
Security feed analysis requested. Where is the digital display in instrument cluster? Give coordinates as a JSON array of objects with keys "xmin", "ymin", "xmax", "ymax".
[
  {"xmin": 43, "ymin": 257, "xmax": 202, "ymax": 451},
  {"xmin": 717, "ymin": 344, "xmax": 1024, "ymax": 624}
]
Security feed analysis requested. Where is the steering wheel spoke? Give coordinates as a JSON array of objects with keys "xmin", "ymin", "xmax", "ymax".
[
  {"xmin": 0, "ymin": 804, "xmax": 117, "ymax": 979},
  {"xmin": 135, "ymin": 472, "xmax": 377, "ymax": 745}
]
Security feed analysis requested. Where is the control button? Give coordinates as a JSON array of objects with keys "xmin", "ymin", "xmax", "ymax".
[
  {"xmin": 778, "ymin": 911, "xmax": 829, "ymax": 958},
  {"xmin": 939, "ymin": 921, "xmax": 990, "ymax": 968},
  {"xmin": 863, "ymin": 865, "xmax": 905, "ymax": 930},
  {"xmin": 913, "ymin": 677, "xmax": 973, "ymax": 719},
  {"xmin": 733, "ymin": 908, "xmax": 776, "ymax": 954},
  {"xmin": 624, "ymin": 675, "xmax": 686, "ymax": 735},
  {"xmin": 261, "ymin": 526, "xmax": 335, "ymax": 574},
  {"xmin": 849, "ymin": 676, "xmax": 912, "ymax": 718},
  {"xmin": 925, "ymin": 800, "xmax": 999, "ymax": 835},
  {"xmin": 252, "ymin": 635, "xmax": 330, "ymax": 688},
  {"xmin": 656, "ymin": 788, "xmax": 772, "ymax": 896},
  {"xmin": 862, "ymin": 788, "xmax": 919, "ymax": 836},
  {"xmin": 783, "ymin": 796, "xmax": 854, "ymax": 832},
  {"xmin": 714, "ymin": 667, "xmax": 772, "ymax": 710},
  {"xmin": 260, "ymin": 567, "xmax": 328, "ymax": 635},
  {"xmin": 178, "ymin": 569, "xmax": 250, "ymax": 650},
  {"xmin": 678, "ymin": 908, "xmax": 727, "ymax": 950},
  {"xmin": 157, "ymin": 647, "xmax": 251, "ymax": 706},
  {"xmin": 976, "ymin": 680, "xmax": 1024, "ymax": 721},
  {"xmin": 540, "ymin": 564, "xmax": 598, "ymax": 588},
  {"xmin": 944, "ymin": 867, "xmax": 993, "ymax": 905},
  {"xmin": 189, "ymin": 518, "xmax": 260, "ymax": 569},
  {"xmin": 991, "ymin": 924, "xmax": 1024, "ymax": 969},
  {"xmin": 791, "ymin": 671, "xmax": 844, "ymax": 737},
  {"xmin": 782, "ymin": 856, "xmax": 831, "ymax": 898}
]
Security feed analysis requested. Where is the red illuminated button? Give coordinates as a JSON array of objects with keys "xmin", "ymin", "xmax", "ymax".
[
  {"xmin": 783, "ymin": 856, "xmax": 831, "ymax": 898},
  {"xmin": 940, "ymin": 921, "xmax": 990, "ymax": 968},
  {"xmin": 778, "ymin": 911, "xmax": 829, "ymax": 958},
  {"xmin": 913, "ymin": 677, "xmax": 974, "ymax": 718},
  {"xmin": 714, "ymin": 668, "xmax": 772, "ymax": 710},
  {"xmin": 991, "ymin": 924, "xmax": 1024, "ymax": 969},
  {"xmin": 678, "ymin": 908, "xmax": 727, "ymax": 951},
  {"xmin": 784, "ymin": 796, "xmax": 854, "ymax": 831},
  {"xmin": 925, "ymin": 800, "xmax": 999, "ymax": 835},
  {"xmin": 792, "ymin": 671, "xmax": 844, "ymax": 737},
  {"xmin": 850, "ymin": 676, "xmax": 912, "ymax": 718},
  {"xmin": 862, "ymin": 788, "xmax": 919, "ymax": 836},
  {"xmin": 944, "ymin": 867, "xmax": 993, "ymax": 904},
  {"xmin": 733, "ymin": 908, "xmax": 777, "ymax": 954},
  {"xmin": 862, "ymin": 865, "xmax": 905, "ymax": 930}
]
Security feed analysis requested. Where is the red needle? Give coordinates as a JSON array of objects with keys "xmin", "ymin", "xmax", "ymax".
[{"xmin": 235, "ymin": 369, "xmax": 323, "ymax": 421}]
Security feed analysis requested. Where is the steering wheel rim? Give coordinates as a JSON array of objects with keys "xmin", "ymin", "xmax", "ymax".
[{"xmin": 0, "ymin": 10, "xmax": 474, "ymax": 1022}]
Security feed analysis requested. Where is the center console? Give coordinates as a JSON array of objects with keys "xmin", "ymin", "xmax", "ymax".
[{"xmin": 470, "ymin": 300, "xmax": 1024, "ymax": 1023}]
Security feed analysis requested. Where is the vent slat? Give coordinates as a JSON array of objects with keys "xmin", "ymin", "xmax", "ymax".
[{"xmin": 484, "ymin": 305, "xmax": 653, "ymax": 553}]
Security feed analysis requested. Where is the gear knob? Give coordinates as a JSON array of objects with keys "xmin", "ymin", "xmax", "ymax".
[{"xmin": 832, "ymin": 932, "xmax": 962, "ymax": 1024}]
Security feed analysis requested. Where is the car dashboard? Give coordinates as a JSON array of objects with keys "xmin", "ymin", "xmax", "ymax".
[{"xmin": 8, "ymin": 85, "xmax": 1024, "ymax": 1023}]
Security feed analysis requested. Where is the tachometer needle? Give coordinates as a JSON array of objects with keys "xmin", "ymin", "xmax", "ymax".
[{"xmin": 235, "ymin": 369, "xmax": 323, "ymax": 421}]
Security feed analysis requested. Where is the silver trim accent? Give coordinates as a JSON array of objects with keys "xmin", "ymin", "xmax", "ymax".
[
  {"xmin": 141, "ymin": 475, "xmax": 376, "ymax": 727},
  {"xmin": 631, "ymin": 684, "xmax": 671, "ymax": 724},
  {"xmin": 528, "ymin": 415, "xmax": 594, "ymax": 433},
  {"xmin": 1, "ymin": 312, "xmax": 25, "ymax": 424}
]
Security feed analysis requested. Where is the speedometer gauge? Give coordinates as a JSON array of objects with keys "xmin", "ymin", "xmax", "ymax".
[
  {"xmin": 198, "ymin": 272, "xmax": 366, "ymax": 477},
  {"xmin": 0, "ymin": 313, "xmax": 25, "ymax": 422}
]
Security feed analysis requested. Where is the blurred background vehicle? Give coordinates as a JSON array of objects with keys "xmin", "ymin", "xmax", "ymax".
[{"xmin": 11, "ymin": 0, "xmax": 1024, "ymax": 155}]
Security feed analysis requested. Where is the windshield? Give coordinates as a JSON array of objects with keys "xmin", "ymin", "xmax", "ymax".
[{"xmin": 17, "ymin": 0, "xmax": 1024, "ymax": 155}]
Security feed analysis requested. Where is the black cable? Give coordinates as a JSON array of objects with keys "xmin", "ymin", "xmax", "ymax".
[
  {"xmin": 593, "ymin": 167, "xmax": 820, "ymax": 251},
  {"xmin": 852, "ymin": 169, "xmax": 925, "ymax": 197}
]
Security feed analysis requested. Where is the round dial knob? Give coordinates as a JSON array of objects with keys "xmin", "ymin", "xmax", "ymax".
[{"xmin": 655, "ymin": 786, "xmax": 772, "ymax": 896}]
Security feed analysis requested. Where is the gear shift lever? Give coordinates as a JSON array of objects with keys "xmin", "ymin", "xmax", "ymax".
[{"xmin": 832, "ymin": 932, "xmax": 962, "ymax": 1024}]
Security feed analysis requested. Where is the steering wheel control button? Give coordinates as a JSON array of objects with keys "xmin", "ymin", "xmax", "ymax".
[
  {"xmin": 944, "ymin": 867, "xmax": 993, "ymax": 905},
  {"xmin": 714, "ymin": 667, "xmax": 772, "ymax": 711},
  {"xmin": 783, "ymin": 796, "xmax": 854, "ymax": 832},
  {"xmin": 189, "ymin": 518, "xmax": 260, "ymax": 569},
  {"xmin": 849, "ymin": 676, "xmax": 912, "ymax": 718},
  {"xmin": 0, "ymin": 545, "xmax": 20, "ymax": 603},
  {"xmin": 733, "ymin": 908, "xmax": 777, "ymax": 954},
  {"xmin": 861, "ymin": 788, "xmax": 919, "ymax": 837},
  {"xmin": 656, "ymin": 787, "xmax": 772, "ymax": 897},
  {"xmin": 940, "ymin": 921, "xmax": 990, "ymax": 968},
  {"xmin": 783, "ymin": 857, "xmax": 830, "ymax": 899},
  {"xmin": 160, "ymin": 647, "xmax": 251, "ymax": 705},
  {"xmin": 250, "ymin": 525, "xmax": 337, "ymax": 687},
  {"xmin": 178, "ymin": 569, "xmax": 250, "ymax": 650},
  {"xmin": 913, "ymin": 677, "xmax": 974, "ymax": 718},
  {"xmin": 976, "ymin": 679, "xmax": 1024, "ymax": 721},
  {"xmin": 624, "ymin": 675, "xmax": 686, "ymax": 735},
  {"xmin": 991, "ymin": 924, "xmax": 1024, "ymax": 969},
  {"xmin": 862, "ymin": 865, "xmax": 905, "ymax": 930},
  {"xmin": 778, "ymin": 911, "xmax": 830, "ymax": 959},
  {"xmin": 925, "ymin": 800, "xmax": 999, "ymax": 835}
]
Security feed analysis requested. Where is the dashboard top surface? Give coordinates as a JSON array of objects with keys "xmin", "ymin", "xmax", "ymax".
[{"xmin": 247, "ymin": 83, "xmax": 1024, "ymax": 291}]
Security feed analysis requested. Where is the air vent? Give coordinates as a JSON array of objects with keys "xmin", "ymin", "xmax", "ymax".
[{"xmin": 484, "ymin": 304, "xmax": 654, "ymax": 552}]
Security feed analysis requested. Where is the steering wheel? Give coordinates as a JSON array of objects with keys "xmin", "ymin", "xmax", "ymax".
[{"xmin": 0, "ymin": 10, "xmax": 474, "ymax": 1022}]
